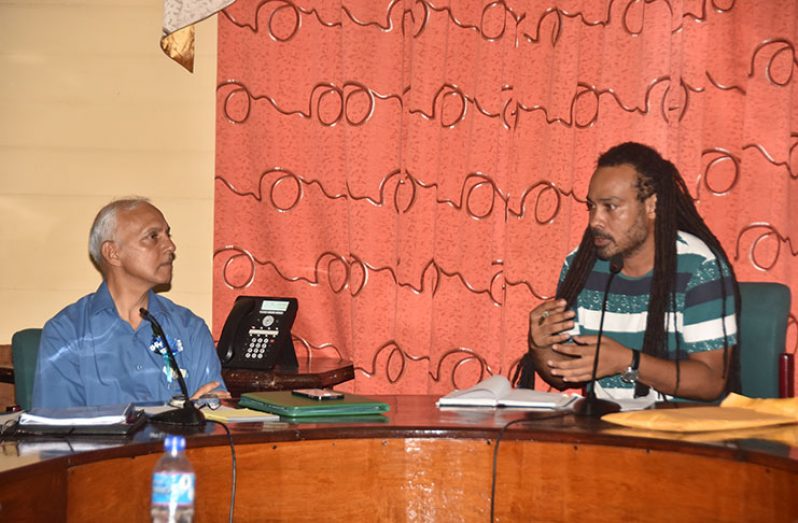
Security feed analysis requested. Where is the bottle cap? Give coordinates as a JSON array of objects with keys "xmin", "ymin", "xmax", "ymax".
[{"xmin": 163, "ymin": 434, "xmax": 187, "ymax": 452}]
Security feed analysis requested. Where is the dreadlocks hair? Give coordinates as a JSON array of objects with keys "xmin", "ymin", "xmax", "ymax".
[{"xmin": 555, "ymin": 142, "xmax": 740, "ymax": 397}]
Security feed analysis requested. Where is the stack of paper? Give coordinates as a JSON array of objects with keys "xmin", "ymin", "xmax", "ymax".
[
  {"xmin": 19, "ymin": 404, "xmax": 135, "ymax": 426},
  {"xmin": 202, "ymin": 406, "xmax": 280, "ymax": 423}
]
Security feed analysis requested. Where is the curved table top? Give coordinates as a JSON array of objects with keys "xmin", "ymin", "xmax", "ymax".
[{"xmin": 1, "ymin": 395, "xmax": 797, "ymax": 476}]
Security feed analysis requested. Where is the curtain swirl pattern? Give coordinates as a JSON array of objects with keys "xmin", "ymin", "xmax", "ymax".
[{"xmin": 215, "ymin": 0, "xmax": 798, "ymax": 394}]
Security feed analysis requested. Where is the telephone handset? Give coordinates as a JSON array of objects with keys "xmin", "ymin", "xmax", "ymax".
[{"xmin": 216, "ymin": 296, "xmax": 299, "ymax": 370}]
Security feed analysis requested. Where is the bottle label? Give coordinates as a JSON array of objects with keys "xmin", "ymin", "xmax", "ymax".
[{"xmin": 151, "ymin": 472, "xmax": 195, "ymax": 506}]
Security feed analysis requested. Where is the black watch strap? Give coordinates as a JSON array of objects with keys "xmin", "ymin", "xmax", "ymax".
[
  {"xmin": 630, "ymin": 349, "xmax": 640, "ymax": 371},
  {"xmin": 629, "ymin": 351, "xmax": 650, "ymax": 397}
]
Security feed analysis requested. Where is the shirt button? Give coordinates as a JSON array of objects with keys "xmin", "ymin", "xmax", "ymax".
[{"xmin": 136, "ymin": 365, "xmax": 143, "ymax": 371}]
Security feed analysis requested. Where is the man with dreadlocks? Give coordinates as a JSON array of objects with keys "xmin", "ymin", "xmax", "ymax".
[{"xmin": 523, "ymin": 142, "xmax": 739, "ymax": 401}]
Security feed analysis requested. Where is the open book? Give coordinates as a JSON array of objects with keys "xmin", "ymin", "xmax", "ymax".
[{"xmin": 437, "ymin": 376, "xmax": 579, "ymax": 410}]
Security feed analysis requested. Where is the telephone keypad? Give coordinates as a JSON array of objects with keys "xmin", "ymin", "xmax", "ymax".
[
  {"xmin": 245, "ymin": 336, "xmax": 270, "ymax": 358},
  {"xmin": 243, "ymin": 311, "xmax": 285, "ymax": 359}
]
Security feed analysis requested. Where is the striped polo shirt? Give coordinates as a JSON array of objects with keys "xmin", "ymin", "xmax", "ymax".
[{"xmin": 560, "ymin": 231, "xmax": 737, "ymax": 391}]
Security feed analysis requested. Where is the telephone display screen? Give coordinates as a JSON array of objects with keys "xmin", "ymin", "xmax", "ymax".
[{"xmin": 260, "ymin": 300, "xmax": 290, "ymax": 312}]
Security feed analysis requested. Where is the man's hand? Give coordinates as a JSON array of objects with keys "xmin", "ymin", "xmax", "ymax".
[
  {"xmin": 548, "ymin": 335, "xmax": 629, "ymax": 382},
  {"xmin": 526, "ymin": 299, "xmax": 582, "ymax": 391},
  {"xmin": 191, "ymin": 381, "xmax": 231, "ymax": 400},
  {"xmin": 528, "ymin": 299, "xmax": 576, "ymax": 349}
]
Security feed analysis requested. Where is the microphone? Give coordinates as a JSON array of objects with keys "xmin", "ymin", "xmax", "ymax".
[
  {"xmin": 140, "ymin": 308, "xmax": 205, "ymax": 427},
  {"xmin": 572, "ymin": 254, "xmax": 624, "ymax": 417}
]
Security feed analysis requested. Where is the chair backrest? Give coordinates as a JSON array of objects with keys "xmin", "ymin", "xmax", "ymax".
[
  {"xmin": 11, "ymin": 328, "xmax": 42, "ymax": 410},
  {"xmin": 739, "ymin": 282, "xmax": 791, "ymax": 398}
]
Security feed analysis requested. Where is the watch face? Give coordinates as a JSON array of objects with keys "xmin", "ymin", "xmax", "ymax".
[{"xmin": 621, "ymin": 367, "xmax": 639, "ymax": 384}]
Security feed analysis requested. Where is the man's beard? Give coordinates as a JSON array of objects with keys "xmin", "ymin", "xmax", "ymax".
[{"xmin": 591, "ymin": 217, "xmax": 649, "ymax": 261}]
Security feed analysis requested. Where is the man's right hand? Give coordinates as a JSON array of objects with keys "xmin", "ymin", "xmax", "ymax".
[
  {"xmin": 527, "ymin": 299, "xmax": 582, "ymax": 390},
  {"xmin": 528, "ymin": 299, "xmax": 576, "ymax": 349}
]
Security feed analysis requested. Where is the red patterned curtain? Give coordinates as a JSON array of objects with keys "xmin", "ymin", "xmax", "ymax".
[{"xmin": 214, "ymin": 0, "xmax": 798, "ymax": 395}]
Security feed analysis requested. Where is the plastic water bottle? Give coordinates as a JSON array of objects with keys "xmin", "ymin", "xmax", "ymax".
[{"xmin": 151, "ymin": 435, "xmax": 195, "ymax": 523}]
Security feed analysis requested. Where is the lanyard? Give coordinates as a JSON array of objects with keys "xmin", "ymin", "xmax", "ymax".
[{"xmin": 148, "ymin": 334, "xmax": 184, "ymax": 384}]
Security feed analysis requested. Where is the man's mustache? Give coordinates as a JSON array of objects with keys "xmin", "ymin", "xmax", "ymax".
[{"xmin": 590, "ymin": 229, "xmax": 613, "ymax": 241}]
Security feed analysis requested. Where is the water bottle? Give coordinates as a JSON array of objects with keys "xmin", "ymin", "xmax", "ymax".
[{"xmin": 151, "ymin": 435, "xmax": 195, "ymax": 523}]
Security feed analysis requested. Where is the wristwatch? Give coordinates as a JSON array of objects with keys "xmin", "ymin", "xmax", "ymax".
[{"xmin": 621, "ymin": 350, "xmax": 640, "ymax": 384}]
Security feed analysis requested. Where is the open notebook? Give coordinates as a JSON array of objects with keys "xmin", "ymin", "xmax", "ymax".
[{"xmin": 437, "ymin": 375, "xmax": 579, "ymax": 410}]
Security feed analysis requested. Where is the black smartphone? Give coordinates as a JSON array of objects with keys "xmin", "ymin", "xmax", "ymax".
[{"xmin": 291, "ymin": 388, "xmax": 345, "ymax": 401}]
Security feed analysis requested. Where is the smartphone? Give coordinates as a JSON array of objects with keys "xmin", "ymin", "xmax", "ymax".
[{"xmin": 291, "ymin": 388, "xmax": 345, "ymax": 400}]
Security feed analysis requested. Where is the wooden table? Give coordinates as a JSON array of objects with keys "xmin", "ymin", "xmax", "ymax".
[{"xmin": 0, "ymin": 396, "xmax": 796, "ymax": 522}]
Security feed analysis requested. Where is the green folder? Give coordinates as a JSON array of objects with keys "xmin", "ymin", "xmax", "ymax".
[{"xmin": 238, "ymin": 391, "xmax": 390, "ymax": 418}]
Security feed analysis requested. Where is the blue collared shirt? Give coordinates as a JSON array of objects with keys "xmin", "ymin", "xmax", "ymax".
[{"xmin": 32, "ymin": 283, "xmax": 226, "ymax": 408}]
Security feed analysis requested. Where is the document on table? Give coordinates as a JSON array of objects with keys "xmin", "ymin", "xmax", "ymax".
[
  {"xmin": 19, "ymin": 404, "xmax": 136, "ymax": 426},
  {"xmin": 437, "ymin": 375, "xmax": 579, "ymax": 410}
]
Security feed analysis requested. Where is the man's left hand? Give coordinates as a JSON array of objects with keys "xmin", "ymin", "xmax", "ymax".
[
  {"xmin": 547, "ymin": 335, "xmax": 629, "ymax": 382},
  {"xmin": 191, "ymin": 381, "xmax": 231, "ymax": 400}
]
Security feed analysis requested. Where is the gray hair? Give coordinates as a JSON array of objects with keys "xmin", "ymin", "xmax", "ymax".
[{"xmin": 88, "ymin": 197, "xmax": 150, "ymax": 268}]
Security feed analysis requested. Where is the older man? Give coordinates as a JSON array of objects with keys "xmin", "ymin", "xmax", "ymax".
[{"xmin": 32, "ymin": 198, "xmax": 228, "ymax": 408}]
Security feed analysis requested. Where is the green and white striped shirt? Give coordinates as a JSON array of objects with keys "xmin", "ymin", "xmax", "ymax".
[{"xmin": 560, "ymin": 231, "xmax": 737, "ymax": 393}]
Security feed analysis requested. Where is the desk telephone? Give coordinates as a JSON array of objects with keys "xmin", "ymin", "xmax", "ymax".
[{"xmin": 217, "ymin": 296, "xmax": 299, "ymax": 370}]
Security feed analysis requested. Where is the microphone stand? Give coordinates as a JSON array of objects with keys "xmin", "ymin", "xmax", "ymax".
[
  {"xmin": 573, "ymin": 255, "xmax": 624, "ymax": 417},
  {"xmin": 140, "ymin": 308, "xmax": 206, "ymax": 427}
]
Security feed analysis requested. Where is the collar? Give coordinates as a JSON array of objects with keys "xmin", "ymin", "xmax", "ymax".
[{"xmin": 88, "ymin": 281, "xmax": 163, "ymax": 318}]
